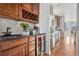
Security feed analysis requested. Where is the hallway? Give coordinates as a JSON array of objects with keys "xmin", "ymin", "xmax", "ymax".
[{"xmin": 51, "ymin": 32, "xmax": 76, "ymax": 56}]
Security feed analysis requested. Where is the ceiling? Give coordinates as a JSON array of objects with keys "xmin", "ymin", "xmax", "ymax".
[{"xmin": 50, "ymin": 3, "xmax": 77, "ymax": 22}]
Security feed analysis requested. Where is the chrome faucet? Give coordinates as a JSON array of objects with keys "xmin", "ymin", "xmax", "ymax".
[
  {"xmin": 6, "ymin": 27, "xmax": 11, "ymax": 35},
  {"xmin": 2, "ymin": 27, "xmax": 12, "ymax": 36}
]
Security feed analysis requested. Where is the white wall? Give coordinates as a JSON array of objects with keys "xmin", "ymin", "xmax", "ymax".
[
  {"xmin": 39, "ymin": 3, "xmax": 50, "ymax": 52},
  {"xmin": 52, "ymin": 3, "xmax": 77, "ymax": 23},
  {"xmin": 52, "ymin": 3, "xmax": 64, "ymax": 16},
  {"xmin": 63, "ymin": 3, "xmax": 77, "ymax": 23},
  {"xmin": 76, "ymin": 3, "xmax": 79, "ymax": 55},
  {"xmin": 51, "ymin": 3, "xmax": 77, "ymax": 32},
  {"xmin": 51, "ymin": 3, "xmax": 65, "ymax": 31},
  {"xmin": 60, "ymin": 16, "xmax": 65, "ymax": 31},
  {"xmin": 0, "ymin": 18, "xmax": 34, "ymax": 35},
  {"xmin": 0, "ymin": 18, "xmax": 23, "ymax": 34}
]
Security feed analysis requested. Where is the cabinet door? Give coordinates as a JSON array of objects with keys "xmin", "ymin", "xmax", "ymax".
[
  {"xmin": 25, "ymin": 46, "xmax": 28, "ymax": 56},
  {"xmin": 29, "ymin": 50, "xmax": 35, "ymax": 56},
  {"xmin": 0, "ymin": 4, "xmax": 1, "ymax": 11},
  {"xmin": 2, "ymin": 45, "xmax": 26, "ymax": 56},
  {"xmin": 0, "ymin": 3, "xmax": 19, "ymax": 19},
  {"xmin": 0, "ymin": 52, "xmax": 1, "ymax": 56},
  {"xmin": 28, "ymin": 36, "xmax": 35, "ymax": 56},
  {"xmin": 35, "ymin": 34, "xmax": 45, "ymax": 56},
  {"xmin": 32, "ymin": 3, "xmax": 39, "ymax": 15},
  {"xmin": 21, "ymin": 3, "xmax": 39, "ymax": 15},
  {"xmin": 22, "ymin": 3, "xmax": 32, "ymax": 12}
]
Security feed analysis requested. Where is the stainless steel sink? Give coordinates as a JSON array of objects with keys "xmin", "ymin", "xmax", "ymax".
[
  {"xmin": 0, "ymin": 34, "xmax": 22, "ymax": 40},
  {"xmin": 1, "ymin": 34, "xmax": 21, "ymax": 37}
]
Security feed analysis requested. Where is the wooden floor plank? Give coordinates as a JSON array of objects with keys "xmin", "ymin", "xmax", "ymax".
[{"xmin": 51, "ymin": 32, "xmax": 76, "ymax": 56}]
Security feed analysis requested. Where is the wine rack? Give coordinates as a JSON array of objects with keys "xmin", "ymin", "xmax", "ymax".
[{"xmin": 22, "ymin": 9, "xmax": 38, "ymax": 22}]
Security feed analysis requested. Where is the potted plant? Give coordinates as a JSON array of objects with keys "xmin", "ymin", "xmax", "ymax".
[{"xmin": 20, "ymin": 22, "xmax": 30, "ymax": 35}]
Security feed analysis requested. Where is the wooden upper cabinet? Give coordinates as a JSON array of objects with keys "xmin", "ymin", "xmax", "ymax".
[
  {"xmin": 32, "ymin": 3, "xmax": 39, "ymax": 15},
  {"xmin": 0, "ymin": 3, "xmax": 39, "ymax": 23},
  {"xmin": 21, "ymin": 3, "xmax": 39, "ymax": 23},
  {"xmin": 0, "ymin": 3, "xmax": 19, "ymax": 19},
  {"xmin": 22, "ymin": 3, "xmax": 39, "ymax": 15},
  {"xmin": 22, "ymin": 3, "xmax": 32, "ymax": 12}
]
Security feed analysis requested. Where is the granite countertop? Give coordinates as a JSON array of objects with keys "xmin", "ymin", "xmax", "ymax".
[
  {"xmin": 0, "ymin": 35, "xmax": 27, "ymax": 41},
  {"xmin": 0, "ymin": 33, "xmax": 45, "ymax": 41}
]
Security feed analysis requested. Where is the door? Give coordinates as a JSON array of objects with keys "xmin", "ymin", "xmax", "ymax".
[{"xmin": 55, "ymin": 16, "xmax": 61, "ymax": 28}]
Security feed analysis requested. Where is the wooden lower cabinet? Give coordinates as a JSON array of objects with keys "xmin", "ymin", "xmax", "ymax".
[
  {"xmin": 0, "ymin": 52, "xmax": 1, "ymax": 55},
  {"xmin": 0, "ymin": 37, "xmax": 28, "ymax": 56},
  {"xmin": 0, "ymin": 34, "xmax": 45, "ymax": 56},
  {"xmin": 29, "ymin": 44, "xmax": 35, "ymax": 56},
  {"xmin": 1, "ymin": 45, "xmax": 26, "ymax": 56},
  {"xmin": 29, "ymin": 50, "xmax": 35, "ymax": 56},
  {"xmin": 28, "ymin": 36, "xmax": 35, "ymax": 56}
]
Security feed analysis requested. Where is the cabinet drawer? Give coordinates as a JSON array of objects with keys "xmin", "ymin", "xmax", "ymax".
[
  {"xmin": 1, "ymin": 44, "xmax": 26, "ymax": 56},
  {"xmin": 2, "ymin": 37, "xmax": 28, "ymax": 51},
  {"xmin": 29, "ymin": 44, "xmax": 35, "ymax": 52},
  {"xmin": 29, "ymin": 40, "xmax": 35, "ymax": 45},
  {"xmin": 29, "ymin": 36, "xmax": 35, "ymax": 42}
]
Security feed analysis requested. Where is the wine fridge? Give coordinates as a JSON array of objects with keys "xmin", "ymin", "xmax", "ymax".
[{"xmin": 35, "ymin": 34, "xmax": 45, "ymax": 56}]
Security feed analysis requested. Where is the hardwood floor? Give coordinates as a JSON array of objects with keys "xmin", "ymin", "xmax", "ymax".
[{"xmin": 51, "ymin": 32, "xmax": 76, "ymax": 56}]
